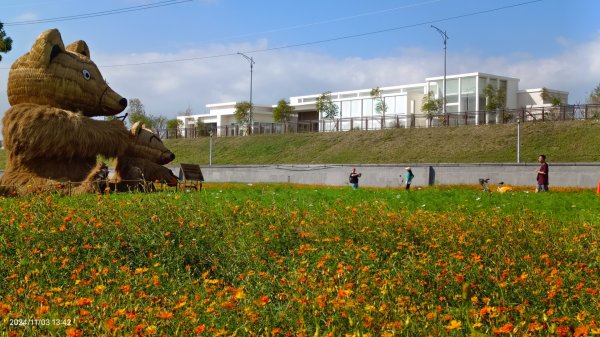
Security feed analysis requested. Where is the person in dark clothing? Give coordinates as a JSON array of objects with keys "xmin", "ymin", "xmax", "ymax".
[
  {"xmin": 349, "ymin": 167, "xmax": 362, "ymax": 189},
  {"xmin": 404, "ymin": 167, "xmax": 415, "ymax": 190},
  {"xmin": 536, "ymin": 154, "xmax": 549, "ymax": 192}
]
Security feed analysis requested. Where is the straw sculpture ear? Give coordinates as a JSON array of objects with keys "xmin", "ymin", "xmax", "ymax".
[
  {"xmin": 31, "ymin": 29, "xmax": 66, "ymax": 67},
  {"xmin": 131, "ymin": 121, "xmax": 142, "ymax": 136},
  {"xmin": 66, "ymin": 41, "xmax": 90, "ymax": 58}
]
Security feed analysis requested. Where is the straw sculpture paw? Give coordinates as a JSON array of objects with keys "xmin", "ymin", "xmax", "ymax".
[{"xmin": 0, "ymin": 29, "xmax": 176, "ymax": 195}]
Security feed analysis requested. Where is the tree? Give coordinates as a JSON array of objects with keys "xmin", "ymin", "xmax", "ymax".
[
  {"xmin": 0, "ymin": 22, "xmax": 12, "ymax": 63},
  {"xmin": 370, "ymin": 87, "xmax": 388, "ymax": 115},
  {"xmin": 196, "ymin": 119, "xmax": 207, "ymax": 135},
  {"xmin": 587, "ymin": 83, "xmax": 600, "ymax": 119},
  {"xmin": 588, "ymin": 83, "xmax": 600, "ymax": 104},
  {"xmin": 316, "ymin": 91, "xmax": 338, "ymax": 119},
  {"xmin": 234, "ymin": 101, "xmax": 253, "ymax": 134},
  {"xmin": 128, "ymin": 98, "xmax": 153, "ymax": 128},
  {"xmin": 165, "ymin": 118, "xmax": 183, "ymax": 137},
  {"xmin": 166, "ymin": 118, "xmax": 182, "ymax": 129},
  {"xmin": 273, "ymin": 99, "xmax": 295, "ymax": 123},
  {"xmin": 421, "ymin": 91, "xmax": 442, "ymax": 127},
  {"xmin": 483, "ymin": 84, "xmax": 510, "ymax": 123},
  {"xmin": 151, "ymin": 116, "xmax": 167, "ymax": 132},
  {"xmin": 540, "ymin": 87, "xmax": 564, "ymax": 120},
  {"xmin": 483, "ymin": 84, "xmax": 507, "ymax": 111},
  {"xmin": 541, "ymin": 87, "xmax": 562, "ymax": 107}
]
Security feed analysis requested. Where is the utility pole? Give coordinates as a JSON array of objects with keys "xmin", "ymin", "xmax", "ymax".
[
  {"xmin": 237, "ymin": 52, "xmax": 255, "ymax": 134},
  {"xmin": 431, "ymin": 25, "xmax": 448, "ymax": 125}
]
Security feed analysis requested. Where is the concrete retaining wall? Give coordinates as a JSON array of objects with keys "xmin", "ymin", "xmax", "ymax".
[
  {"xmin": 1, "ymin": 163, "xmax": 597, "ymax": 188},
  {"xmin": 191, "ymin": 163, "xmax": 600, "ymax": 188}
]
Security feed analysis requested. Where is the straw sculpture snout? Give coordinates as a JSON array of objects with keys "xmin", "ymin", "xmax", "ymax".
[
  {"xmin": 131, "ymin": 121, "xmax": 176, "ymax": 165},
  {"xmin": 7, "ymin": 29, "xmax": 127, "ymax": 117}
]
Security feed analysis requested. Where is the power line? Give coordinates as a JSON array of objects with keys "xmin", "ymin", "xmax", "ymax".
[
  {"xmin": 98, "ymin": 0, "xmax": 545, "ymax": 68},
  {"xmin": 4, "ymin": 0, "xmax": 193, "ymax": 26}
]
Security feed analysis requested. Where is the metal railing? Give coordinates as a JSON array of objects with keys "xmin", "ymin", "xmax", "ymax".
[{"xmin": 163, "ymin": 104, "xmax": 600, "ymax": 139}]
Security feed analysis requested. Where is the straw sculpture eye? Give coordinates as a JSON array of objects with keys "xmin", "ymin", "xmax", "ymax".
[{"xmin": 82, "ymin": 69, "xmax": 91, "ymax": 80}]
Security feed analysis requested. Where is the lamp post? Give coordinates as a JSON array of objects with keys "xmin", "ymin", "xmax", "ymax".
[
  {"xmin": 431, "ymin": 25, "xmax": 448, "ymax": 124},
  {"xmin": 237, "ymin": 52, "xmax": 255, "ymax": 134},
  {"xmin": 209, "ymin": 130, "xmax": 213, "ymax": 166},
  {"xmin": 517, "ymin": 117, "xmax": 521, "ymax": 163}
]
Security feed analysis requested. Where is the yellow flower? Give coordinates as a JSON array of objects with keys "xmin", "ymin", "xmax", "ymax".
[
  {"xmin": 134, "ymin": 267, "xmax": 148, "ymax": 275},
  {"xmin": 445, "ymin": 320, "xmax": 462, "ymax": 330},
  {"xmin": 234, "ymin": 289, "xmax": 246, "ymax": 300},
  {"xmin": 146, "ymin": 325, "xmax": 158, "ymax": 335}
]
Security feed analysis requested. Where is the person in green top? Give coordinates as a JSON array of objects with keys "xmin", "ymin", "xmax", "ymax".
[{"xmin": 404, "ymin": 167, "xmax": 415, "ymax": 190}]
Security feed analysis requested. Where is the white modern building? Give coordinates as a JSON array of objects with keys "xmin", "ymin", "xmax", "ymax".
[
  {"xmin": 178, "ymin": 102, "xmax": 278, "ymax": 136},
  {"xmin": 177, "ymin": 72, "xmax": 568, "ymax": 135}
]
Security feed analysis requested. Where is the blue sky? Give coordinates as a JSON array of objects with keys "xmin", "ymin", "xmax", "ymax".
[{"xmin": 1, "ymin": 0, "xmax": 599, "ymax": 119}]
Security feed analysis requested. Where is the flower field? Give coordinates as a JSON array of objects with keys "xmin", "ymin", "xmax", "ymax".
[{"xmin": 0, "ymin": 184, "xmax": 599, "ymax": 336}]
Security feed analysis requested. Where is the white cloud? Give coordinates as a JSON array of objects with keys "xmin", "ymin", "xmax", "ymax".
[
  {"xmin": 10, "ymin": 12, "xmax": 39, "ymax": 22},
  {"xmin": 2, "ymin": 33, "xmax": 600, "ymax": 123}
]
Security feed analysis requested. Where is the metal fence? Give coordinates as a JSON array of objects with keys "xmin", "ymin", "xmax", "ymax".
[{"xmin": 160, "ymin": 104, "xmax": 600, "ymax": 139}]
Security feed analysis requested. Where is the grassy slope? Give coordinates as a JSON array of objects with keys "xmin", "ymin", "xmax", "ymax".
[
  {"xmin": 163, "ymin": 120, "xmax": 600, "ymax": 165},
  {"xmin": 1, "ymin": 120, "xmax": 599, "ymax": 169}
]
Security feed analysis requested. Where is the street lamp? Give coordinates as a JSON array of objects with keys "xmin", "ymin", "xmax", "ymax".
[
  {"xmin": 209, "ymin": 130, "xmax": 213, "ymax": 166},
  {"xmin": 237, "ymin": 52, "xmax": 255, "ymax": 134},
  {"xmin": 431, "ymin": 25, "xmax": 448, "ymax": 123},
  {"xmin": 517, "ymin": 117, "xmax": 521, "ymax": 163}
]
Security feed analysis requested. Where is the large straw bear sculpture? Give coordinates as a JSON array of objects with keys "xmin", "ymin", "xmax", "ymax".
[{"xmin": 0, "ymin": 29, "xmax": 178, "ymax": 195}]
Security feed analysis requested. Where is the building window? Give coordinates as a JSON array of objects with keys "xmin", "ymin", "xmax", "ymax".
[
  {"xmin": 363, "ymin": 98, "xmax": 373, "ymax": 118},
  {"xmin": 446, "ymin": 79, "xmax": 459, "ymax": 104},
  {"xmin": 351, "ymin": 100, "xmax": 362, "ymax": 117},
  {"xmin": 461, "ymin": 77, "xmax": 476, "ymax": 112}
]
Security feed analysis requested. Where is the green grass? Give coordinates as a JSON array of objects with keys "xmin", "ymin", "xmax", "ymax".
[
  {"xmin": 1, "ymin": 184, "xmax": 598, "ymax": 336},
  {"xmin": 1, "ymin": 120, "xmax": 600, "ymax": 169}
]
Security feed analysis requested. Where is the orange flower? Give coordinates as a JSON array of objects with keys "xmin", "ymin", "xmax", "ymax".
[
  {"xmin": 133, "ymin": 324, "xmax": 145, "ymax": 334},
  {"xmin": 36, "ymin": 305, "xmax": 49, "ymax": 315},
  {"xmin": 195, "ymin": 325, "xmax": 206, "ymax": 334},
  {"xmin": 66, "ymin": 328, "xmax": 83, "ymax": 337},
  {"xmin": 155, "ymin": 311, "xmax": 174, "ymax": 319},
  {"xmin": 574, "ymin": 325, "xmax": 588, "ymax": 337},
  {"xmin": 63, "ymin": 215, "xmax": 73, "ymax": 222},
  {"xmin": 259, "ymin": 296, "xmax": 270, "ymax": 305},
  {"xmin": 106, "ymin": 318, "xmax": 117, "ymax": 331},
  {"xmin": 494, "ymin": 323, "xmax": 514, "ymax": 334},
  {"xmin": 74, "ymin": 297, "xmax": 93, "ymax": 306}
]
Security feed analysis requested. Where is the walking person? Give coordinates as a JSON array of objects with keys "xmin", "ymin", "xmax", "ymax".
[
  {"xmin": 349, "ymin": 167, "xmax": 362, "ymax": 189},
  {"xmin": 404, "ymin": 167, "xmax": 415, "ymax": 190},
  {"xmin": 536, "ymin": 154, "xmax": 549, "ymax": 192}
]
